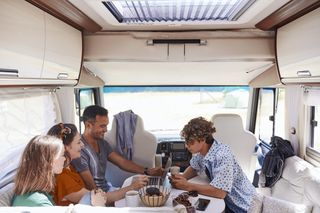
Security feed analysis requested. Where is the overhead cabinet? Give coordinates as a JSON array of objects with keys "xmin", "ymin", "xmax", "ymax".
[
  {"xmin": 0, "ymin": 0, "xmax": 82, "ymax": 85},
  {"xmin": 43, "ymin": 13, "xmax": 82, "ymax": 80},
  {"xmin": 276, "ymin": 7, "xmax": 320, "ymax": 84},
  {"xmin": 84, "ymin": 34, "xmax": 274, "ymax": 62},
  {"xmin": 0, "ymin": 0, "xmax": 44, "ymax": 78}
]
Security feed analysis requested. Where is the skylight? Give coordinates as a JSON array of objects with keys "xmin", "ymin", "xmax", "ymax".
[{"xmin": 102, "ymin": 0, "xmax": 256, "ymax": 23}]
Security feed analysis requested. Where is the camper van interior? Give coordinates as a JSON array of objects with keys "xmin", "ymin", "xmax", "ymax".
[{"xmin": 1, "ymin": 0, "xmax": 320, "ymax": 212}]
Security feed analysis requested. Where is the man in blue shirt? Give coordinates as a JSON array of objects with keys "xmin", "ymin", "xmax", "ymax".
[{"xmin": 170, "ymin": 117, "xmax": 256, "ymax": 213}]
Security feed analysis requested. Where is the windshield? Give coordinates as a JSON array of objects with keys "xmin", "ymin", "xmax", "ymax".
[{"xmin": 103, "ymin": 86, "xmax": 249, "ymax": 141}]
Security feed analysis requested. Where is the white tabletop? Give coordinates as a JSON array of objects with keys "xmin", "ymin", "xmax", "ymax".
[{"xmin": 115, "ymin": 174, "xmax": 225, "ymax": 213}]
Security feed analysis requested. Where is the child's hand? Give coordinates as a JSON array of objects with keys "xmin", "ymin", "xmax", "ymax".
[{"xmin": 91, "ymin": 189, "xmax": 107, "ymax": 206}]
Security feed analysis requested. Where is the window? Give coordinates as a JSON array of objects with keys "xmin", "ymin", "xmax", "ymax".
[
  {"xmin": 311, "ymin": 106, "xmax": 320, "ymax": 152},
  {"xmin": 103, "ymin": 86, "xmax": 249, "ymax": 140},
  {"xmin": 255, "ymin": 88, "xmax": 274, "ymax": 143},
  {"xmin": 274, "ymin": 88, "xmax": 285, "ymax": 138},
  {"xmin": 0, "ymin": 89, "xmax": 59, "ymax": 156},
  {"xmin": 255, "ymin": 88, "xmax": 285, "ymax": 145},
  {"xmin": 302, "ymin": 88, "xmax": 320, "ymax": 164},
  {"xmin": 75, "ymin": 88, "xmax": 97, "ymax": 133},
  {"xmin": 103, "ymin": 0, "xmax": 257, "ymax": 23}
]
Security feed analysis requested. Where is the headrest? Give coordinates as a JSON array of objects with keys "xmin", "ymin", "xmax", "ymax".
[{"xmin": 212, "ymin": 113, "xmax": 244, "ymax": 131}]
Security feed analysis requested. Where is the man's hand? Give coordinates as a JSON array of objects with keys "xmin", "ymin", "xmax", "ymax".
[
  {"xmin": 147, "ymin": 166, "xmax": 164, "ymax": 176},
  {"xmin": 130, "ymin": 175, "xmax": 149, "ymax": 190},
  {"xmin": 169, "ymin": 174, "xmax": 190, "ymax": 191}
]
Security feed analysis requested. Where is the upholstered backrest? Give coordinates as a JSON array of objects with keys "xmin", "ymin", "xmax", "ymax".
[
  {"xmin": 104, "ymin": 114, "xmax": 157, "ymax": 187},
  {"xmin": 304, "ymin": 168, "xmax": 320, "ymax": 212},
  {"xmin": 211, "ymin": 113, "xmax": 257, "ymax": 181}
]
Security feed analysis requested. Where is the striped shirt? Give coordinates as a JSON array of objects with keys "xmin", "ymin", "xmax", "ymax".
[{"xmin": 72, "ymin": 135, "xmax": 113, "ymax": 191}]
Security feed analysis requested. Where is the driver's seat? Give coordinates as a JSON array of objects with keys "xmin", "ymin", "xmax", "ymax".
[{"xmin": 104, "ymin": 113, "xmax": 157, "ymax": 187}]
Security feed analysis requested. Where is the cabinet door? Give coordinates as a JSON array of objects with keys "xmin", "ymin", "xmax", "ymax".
[
  {"xmin": 0, "ymin": 0, "xmax": 44, "ymax": 78},
  {"xmin": 185, "ymin": 38, "xmax": 274, "ymax": 61},
  {"xmin": 42, "ymin": 13, "xmax": 82, "ymax": 79},
  {"xmin": 277, "ymin": 8, "xmax": 320, "ymax": 81}
]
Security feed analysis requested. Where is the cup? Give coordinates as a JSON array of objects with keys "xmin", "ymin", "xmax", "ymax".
[
  {"xmin": 170, "ymin": 166, "xmax": 180, "ymax": 175},
  {"xmin": 125, "ymin": 190, "xmax": 140, "ymax": 207},
  {"xmin": 155, "ymin": 154, "xmax": 163, "ymax": 167}
]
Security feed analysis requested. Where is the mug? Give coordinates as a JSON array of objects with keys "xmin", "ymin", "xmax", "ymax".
[{"xmin": 125, "ymin": 190, "xmax": 140, "ymax": 207}]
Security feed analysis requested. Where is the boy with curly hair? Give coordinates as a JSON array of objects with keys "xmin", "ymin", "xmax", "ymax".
[{"xmin": 170, "ymin": 117, "xmax": 255, "ymax": 213}]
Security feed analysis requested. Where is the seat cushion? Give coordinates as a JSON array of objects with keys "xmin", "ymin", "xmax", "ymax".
[
  {"xmin": 256, "ymin": 187, "xmax": 271, "ymax": 197},
  {"xmin": 248, "ymin": 193, "xmax": 264, "ymax": 213},
  {"xmin": 272, "ymin": 178, "xmax": 304, "ymax": 203},
  {"xmin": 303, "ymin": 168, "xmax": 320, "ymax": 209},
  {"xmin": 312, "ymin": 206, "xmax": 320, "ymax": 213},
  {"xmin": 262, "ymin": 196, "xmax": 312, "ymax": 213}
]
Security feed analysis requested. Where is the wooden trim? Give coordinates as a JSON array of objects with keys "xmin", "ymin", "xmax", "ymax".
[
  {"xmin": 26, "ymin": 0, "xmax": 102, "ymax": 33},
  {"xmin": 256, "ymin": 0, "xmax": 320, "ymax": 31}
]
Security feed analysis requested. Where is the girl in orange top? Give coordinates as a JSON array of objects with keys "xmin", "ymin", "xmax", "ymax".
[{"xmin": 48, "ymin": 123, "xmax": 106, "ymax": 206}]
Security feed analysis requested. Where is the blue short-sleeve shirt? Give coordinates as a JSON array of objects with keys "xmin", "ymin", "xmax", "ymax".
[
  {"xmin": 72, "ymin": 135, "xmax": 113, "ymax": 192},
  {"xmin": 190, "ymin": 140, "xmax": 255, "ymax": 213}
]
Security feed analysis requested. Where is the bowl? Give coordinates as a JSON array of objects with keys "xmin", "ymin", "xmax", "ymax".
[{"xmin": 139, "ymin": 185, "xmax": 171, "ymax": 207}]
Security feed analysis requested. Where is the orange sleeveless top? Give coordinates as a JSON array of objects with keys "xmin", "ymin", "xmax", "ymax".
[{"xmin": 53, "ymin": 165, "xmax": 86, "ymax": 206}]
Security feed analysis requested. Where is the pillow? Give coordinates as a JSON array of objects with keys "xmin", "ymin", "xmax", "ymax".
[
  {"xmin": 281, "ymin": 156, "xmax": 313, "ymax": 189},
  {"xmin": 0, "ymin": 206, "xmax": 72, "ymax": 213},
  {"xmin": 73, "ymin": 204, "xmax": 179, "ymax": 213},
  {"xmin": 0, "ymin": 183, "xmax": 14, "ymax": 206},
  {"xmin": 248, "ymin": 193, "xmax": 264, "ymax": 213},
  {"xmin": 262, "ymin": 196, "xmax": 312, "ymax": 213}
]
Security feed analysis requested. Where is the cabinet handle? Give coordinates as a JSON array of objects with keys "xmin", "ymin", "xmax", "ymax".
[
  {"xmin": 297, "ymin": 70, "xmax": 311, "ymax": 77},
  {"xmin": 57, "ymin": 73, "xmax": 69, "ymax": 79},
  {"xmin": 0, "ymin": 68, "xmax": 19, "ymax": 77}
]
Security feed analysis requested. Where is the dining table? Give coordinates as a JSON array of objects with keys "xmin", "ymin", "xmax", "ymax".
[{"xmin": 115, "ymin": 173, "xmax": 225, "ymax": 213}]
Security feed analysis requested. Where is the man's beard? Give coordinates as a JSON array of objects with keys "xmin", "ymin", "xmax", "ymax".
[{"xmin": 93, "ymin": 132, "xmax": 103, "ymax": 140}]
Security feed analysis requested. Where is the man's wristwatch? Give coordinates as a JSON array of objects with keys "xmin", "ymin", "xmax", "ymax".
[{"xmin": 144, "ymin": 167, "xmax": 149, "ymax": 175}]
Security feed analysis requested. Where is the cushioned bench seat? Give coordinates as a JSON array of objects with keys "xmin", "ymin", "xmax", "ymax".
[{"xmin": 251, "ymin": 156, "xmax": 320, "ymax": 213}]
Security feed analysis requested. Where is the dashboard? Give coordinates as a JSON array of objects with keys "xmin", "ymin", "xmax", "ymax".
[{"xmin": 156, "ymin": 140, "xmax": 192, "ymax": 171}]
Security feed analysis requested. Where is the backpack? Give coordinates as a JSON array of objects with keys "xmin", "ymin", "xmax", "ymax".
[{"xmin": 260, "ymin": 136, "xmax": 295, "ymax": 187}]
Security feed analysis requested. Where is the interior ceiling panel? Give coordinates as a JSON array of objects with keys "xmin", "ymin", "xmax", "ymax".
[{"xmin": 84, "ymin": 61, "xmax": 274, "ymax": 85}]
